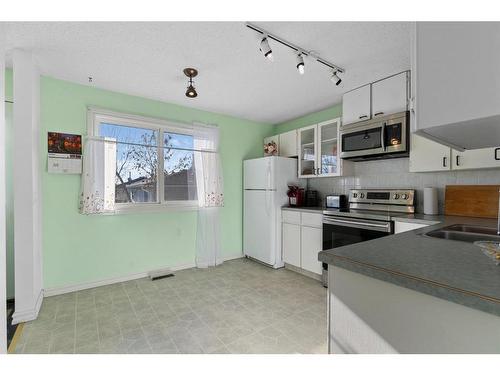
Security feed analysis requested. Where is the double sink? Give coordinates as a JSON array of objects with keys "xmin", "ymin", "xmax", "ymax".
[{"xmin": 424, "ymin": 224, "xmax": 500, "ymax": 243}]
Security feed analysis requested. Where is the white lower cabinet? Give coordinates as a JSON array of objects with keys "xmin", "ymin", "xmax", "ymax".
[
  {"xmin": 282, "ymin": 210, "xmax": 323, "ymax": 277},
  {"xmin": 300, "ymin": 226, "xmax": 323, "ymax": 275},
  {"xmin": 282, "ymin": 223, "xmax": 301, "ymax": 268}
]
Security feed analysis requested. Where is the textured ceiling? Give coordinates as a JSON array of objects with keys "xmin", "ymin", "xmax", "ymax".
[{"xmin": 3, "ymin": 22, "xmax": 412, "ymax": 124}]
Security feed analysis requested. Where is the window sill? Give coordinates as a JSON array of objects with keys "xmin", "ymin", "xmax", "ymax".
[{"xmin": 113, "ymin": 202, "xmax": 199, "ymax": 215}]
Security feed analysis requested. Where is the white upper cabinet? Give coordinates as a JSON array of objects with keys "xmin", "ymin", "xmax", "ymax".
[
  {"xmin": 342, "ymin": 72, "xmax": 409, "ymax": 127},
  {"xmin": 318, "ymin": 119, "xmax": 341, "ymax": 177},
  {"xmin": 298, "ymin": 125, "xmax": 318, "ymax": 178},
  {"xmin": 410, "ymin": 133, "xmax": 500, "ymax": 172},
  {"xmin": 372, "ymin": 72, "xmax": 408, "ymax": 119},
  {"xmin": 342, "ymin": 84, "xmax": 371, "ymax": 125},
  {"xmin": 279, "ymin": 130, "xmax": 298, "ymax": 157},
  {"xmin": 452, "ymin": 147, "xmax": 500, "ymax": 170},
  {"xmin": 297, "ymin": 118, "xmax": 346, "ymax": 178},
  {"xmin": 413, "ymin": 23, "xmax": 500, "ymax": 149},
  {"xmin": 409, "ymin": 134, "xmax": 451, "ymax": 172}
]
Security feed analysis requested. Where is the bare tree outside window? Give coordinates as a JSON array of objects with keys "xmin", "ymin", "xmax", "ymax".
[{"xmin": 99, "ymin": 123, "xmax": 197, "ymax": 204}]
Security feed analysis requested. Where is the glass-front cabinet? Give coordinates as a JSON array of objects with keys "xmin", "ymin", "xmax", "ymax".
[
  {"xmin": 298, "ymin": 125, "xmax": 317, "ymax": 177},
  {"xmin": 298, "ymin": 118, "xmax": 343, "ymax": 178}
]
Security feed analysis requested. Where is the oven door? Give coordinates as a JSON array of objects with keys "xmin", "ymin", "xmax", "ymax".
[{"xmin": 322, "ymin": 216, "xmax": 392, "ymax": 251}]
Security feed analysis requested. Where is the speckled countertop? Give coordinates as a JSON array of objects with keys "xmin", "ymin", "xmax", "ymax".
[{"xmin": 318, "ymin": 215, "xmax": 500, "ymax": 317}]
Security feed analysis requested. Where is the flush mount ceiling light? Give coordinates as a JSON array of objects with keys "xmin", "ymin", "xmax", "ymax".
[
  {"xmin": 183, "ymin": 67, "xmax": 198, "ymax": 98},
  {"xmin": 246, "ymin": 22, "xmax": 345, "ymax": 83},
  {"xmin": 296, "ymin": 53, "xmax": 305, "ymax": 75},
  {"xmin": 260, "ymin": 36, "xmax": 274, "ymax": 61},
  {"xmin": 330, "ymin": 70, "xmax": 342, "ymax": 86}
]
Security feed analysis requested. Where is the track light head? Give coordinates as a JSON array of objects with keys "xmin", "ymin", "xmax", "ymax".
[
  {"xmin": 331, "ymin": 70, "xmax": 342, "ymax": 86},
  {"xmin": 296, "ymin": 53, "xmax": 305, "ymax": 75},
  {"xmin": 260, "ymin": 37, "xmax": 273, "ymax": 61}
]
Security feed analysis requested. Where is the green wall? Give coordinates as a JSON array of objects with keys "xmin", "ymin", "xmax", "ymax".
[
  {"xmin": 35, "ymin": 76, "xmax": 272, "ymax": 290},
  {"xmin": 5, "ymin": 67, "xmax": 342, "ymax": 293},
  {"xmin": 5, "ymin": 70, "xmax": 14, "ymax": 299},
  {"xmin": 274, "ymin": 104, "xmax": 342, "ymax": 134}
]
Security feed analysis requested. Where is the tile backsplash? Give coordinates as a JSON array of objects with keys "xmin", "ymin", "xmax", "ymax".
[{"xmin": 307, "ymin": 158, "xmax": 500, "ymax": 214}]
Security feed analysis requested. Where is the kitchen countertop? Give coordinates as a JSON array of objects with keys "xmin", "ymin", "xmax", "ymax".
[{"xmin": 318, "ymin": 215, "xmax": 500, "ymax": 317}]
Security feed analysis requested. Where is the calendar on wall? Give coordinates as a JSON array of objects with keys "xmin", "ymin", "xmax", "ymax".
[{"xmin": 47, "ymin": 132, "xmax": 83, "ymax": 174}]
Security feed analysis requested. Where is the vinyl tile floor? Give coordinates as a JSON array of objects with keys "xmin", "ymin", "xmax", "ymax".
[{"xmin": 13, "ymin": 258, "xmax": 327, "ymax": 354}]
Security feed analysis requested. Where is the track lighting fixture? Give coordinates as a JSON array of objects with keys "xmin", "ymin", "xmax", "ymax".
[
  {"xmin": 330, "ymin": 70, "xmax": 342, "ymax": 86},
  {"xmin": 183, "ymin": 68, "xmax": 198, "ymax": 98},
  {"xmin": 296, "ymin": 53, "xmax": 305, "ymax": 75},
  {"xmin": 260, "ymin": 36, "xmax": 274, "ymax": 61},
  {"xmin": 246, "ymin": 22, "xmax": 345, "ymax": 84}
]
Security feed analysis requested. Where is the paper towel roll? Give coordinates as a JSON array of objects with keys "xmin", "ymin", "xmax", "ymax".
[{"xmin": 424, "ymin": 187, "xmax": 438, "ymax": 215}]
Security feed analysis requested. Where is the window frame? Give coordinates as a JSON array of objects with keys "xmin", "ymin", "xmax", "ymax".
[{"xmin": 87, "ymin": 107, "xmax": 199, "ymax": 213}]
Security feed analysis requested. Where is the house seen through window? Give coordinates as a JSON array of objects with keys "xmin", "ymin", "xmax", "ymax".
[{"xmin": 99, "ymin": 121, "xmax": 197, "ymax": 206}]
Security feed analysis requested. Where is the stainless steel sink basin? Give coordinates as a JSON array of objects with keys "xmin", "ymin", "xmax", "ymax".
[{"xmin": 423, "ymin": 224, "xmax": 500, "ymax": 243}]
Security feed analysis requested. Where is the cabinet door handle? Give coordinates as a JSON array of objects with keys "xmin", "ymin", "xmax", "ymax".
[
  {"xmin": 442, "ymin": 156, "xmax": 447, "ymax": 168},
  {"xmin": 495, "ymin": 148, "xmax": 500, "ymax": 161},
  {"xmin": 374, "ymin": 112, "xmax": 384, "ymax": 116},
  {"xmin": 456, "ymin": 155, "xmax": 460, "ymax": 166},
  {"xmin": 359, "ymin": 115, "xmax": 368, "ymax": 120}
]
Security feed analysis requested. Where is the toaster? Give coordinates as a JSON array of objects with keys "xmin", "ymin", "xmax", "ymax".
[{"xmin": 325, "ymin": 194, "xmax": 347, "ymax": 209}]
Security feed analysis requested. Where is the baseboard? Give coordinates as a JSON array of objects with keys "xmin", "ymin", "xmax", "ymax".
[
  {"xmin": 284, "ymin": 263, "xmax": 322, "ymax": 282},
  {"xmin": 44, "ymin": 254, "xmax": 244, "ymax": 297},
  {"xmin": 12, "ymin": 289, "xmax": 43, "ymax": 324}
]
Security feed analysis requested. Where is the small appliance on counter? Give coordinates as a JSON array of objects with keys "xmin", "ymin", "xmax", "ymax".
[
  {"xmin": 325, "ymin": 194, "xmax": 348, "ymax": 209},
  {"xmin": 304, "ymin": 190, "xmax": 319, "ymax": 207},
  {"xmin": 287, "ymin": 185, "xmax": 305, "ymax": 207}
]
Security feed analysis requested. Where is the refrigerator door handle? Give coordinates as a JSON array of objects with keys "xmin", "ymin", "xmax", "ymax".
[{"xmin": 265, "ymin": 162, "xmax": 272, "ymax": 215}]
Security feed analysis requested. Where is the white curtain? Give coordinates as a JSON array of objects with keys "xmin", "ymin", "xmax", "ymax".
[
  {"xmin": 79, "ymin": 137, "xmax": 117, "ymax": 214},
  {"xmin": 194, "ymin": 124, "xmax": 224, "ymax": 268}
]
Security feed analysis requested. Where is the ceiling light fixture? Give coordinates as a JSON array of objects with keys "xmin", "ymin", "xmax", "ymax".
[
  {"xmin": 330, "ymin": 70, "xmax": 342, "ymax": 86},
  {"xmin": 246, "ymin": 22, "xmax": 345, "ymax": 84},
  {"xmin": 296, "ymin": 53, "xmax": 305, "ymax": 75},
  {"xmin": 183, "ymin": 68, "xmax": 198, "ymax": 98},
  {"xmin": 260, "ymin": 36, "xmax": 274, "ymax": 61}
]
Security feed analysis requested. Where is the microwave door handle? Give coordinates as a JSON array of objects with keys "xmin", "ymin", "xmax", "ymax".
[{"xmin": 381, "ymin": 122, "xmax": 387, "ymax": 151}]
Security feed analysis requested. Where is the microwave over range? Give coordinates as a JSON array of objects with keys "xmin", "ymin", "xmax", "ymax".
[{"xmin": 340, "ymin": 111, "xmax": 410, "ymax": 161}]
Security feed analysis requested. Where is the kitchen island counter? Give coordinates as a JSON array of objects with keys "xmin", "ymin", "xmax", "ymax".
[{"xmin": 319, "ymin": 215, "xmax": 500, "ymax": 316}]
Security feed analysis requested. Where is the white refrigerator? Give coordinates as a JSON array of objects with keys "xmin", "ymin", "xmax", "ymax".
[{"xmin": 243, "ymin": 156, "xmax": 299, "ymax": 268}]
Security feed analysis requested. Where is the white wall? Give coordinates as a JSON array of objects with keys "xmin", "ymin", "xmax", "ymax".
[
  {"xmin": 11, "ymin": 50, "xmax": 44, "ymax": 324},
  {"xmin": 0, "ymin": 32, "xmax": 8, "ymax": 354},
  {"xmin": 309, "ymin": 158, "xmax": 500, "ymax": 214}
]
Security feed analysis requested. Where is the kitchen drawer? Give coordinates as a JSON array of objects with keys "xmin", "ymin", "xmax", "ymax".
[
  {"xmin": 301, "ymin": 212, "xmax": 323, "ymax": 228},
  {"xmin": 282, "ymin": 210, "xmax": 301, "ymax": 224}
]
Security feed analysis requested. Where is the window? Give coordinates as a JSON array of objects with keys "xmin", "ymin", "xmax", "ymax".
[{"xmin": 88, "ymin": 108, "xmax": 198, "ymax": 211}]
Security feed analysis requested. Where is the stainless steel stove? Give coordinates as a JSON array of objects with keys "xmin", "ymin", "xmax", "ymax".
[{"xmin": 321, "ymin": 188, "xmax": 415, "ymax": 286}]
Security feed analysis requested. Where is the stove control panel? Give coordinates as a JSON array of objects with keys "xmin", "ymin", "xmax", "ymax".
[{"xmin": 349, "ymin": 189, "xmax": 415, "ymax": 206}]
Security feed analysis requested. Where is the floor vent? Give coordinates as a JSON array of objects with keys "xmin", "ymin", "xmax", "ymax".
[{"xmin": 148, "ymin": 268, "xmax": 174, "ymax": 281}]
